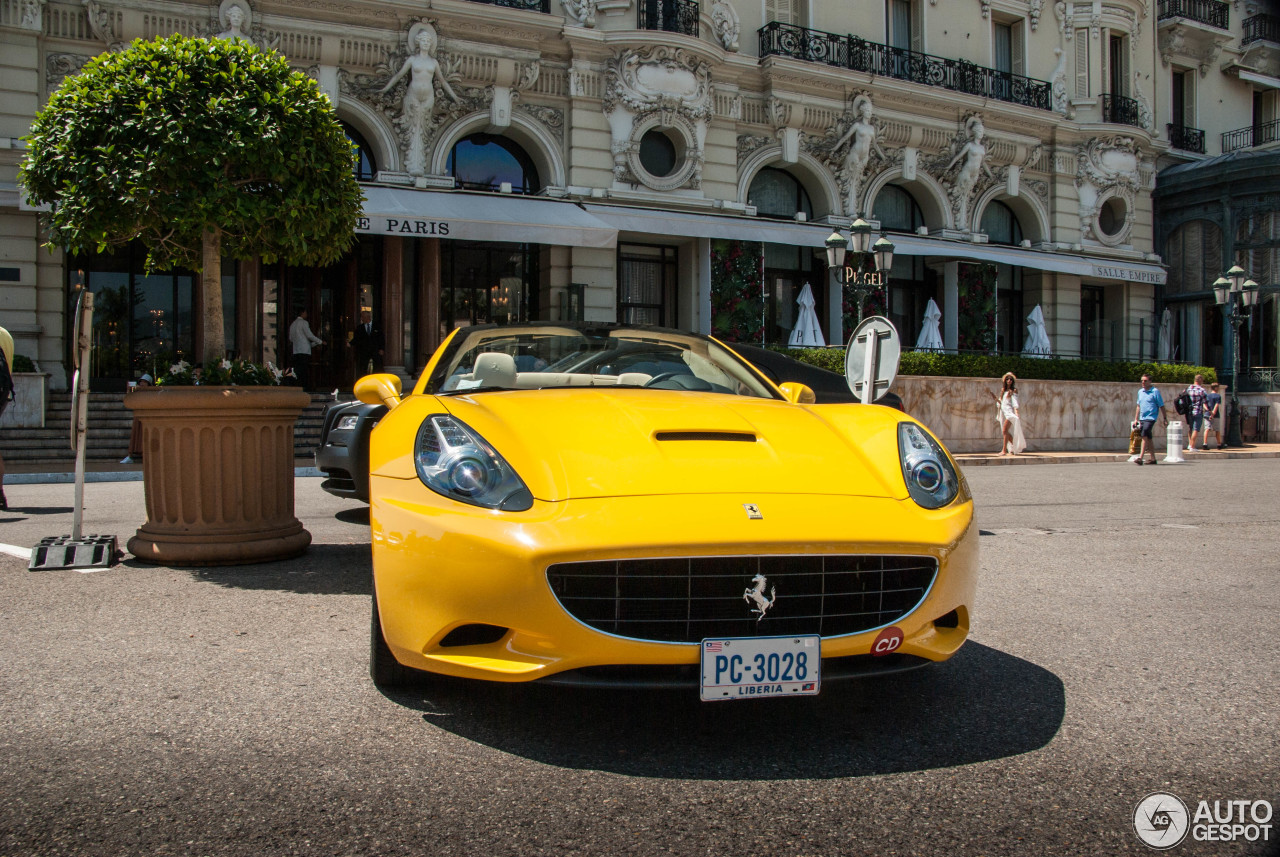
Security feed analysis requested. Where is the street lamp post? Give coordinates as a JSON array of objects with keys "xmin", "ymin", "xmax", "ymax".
[
  {"xmin": 1212, "ymin": 264, "xmax": 1260, "ymax": 448},
  {"xmin": 826, "ymin": 216, "xmax": 895, "ymax": 328}
]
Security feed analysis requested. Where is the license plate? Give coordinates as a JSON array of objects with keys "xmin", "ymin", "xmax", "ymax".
[{"xmin": 699, "ymin": 635, "xmax": 821, "ymax": 701}]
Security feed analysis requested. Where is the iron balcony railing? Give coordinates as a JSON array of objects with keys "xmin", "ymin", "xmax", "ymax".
[
  {"xmin": 758, "ymin": 21, "xmax": 1051, "ymax": 111},
  {"xmin": 1242, "ymin": 13, "xmax": 1280, "ymax": 44},
  {"xmin": 638, "ymin": 0, "xmax": 700, "ymax": 37},
  {"xmin": 460, "ymin": 0, "xmax": 550, "ymax": 10},
  {"xmin": 1241, "ymin": 367, "xmax": 1280, "ymax": 393},
  {"xmin": 1102, "ymin": 93, "xmax": 1144, "ymax": 127},
  {"xmin": 1157, "ymin": 0, "xmax": 1229, "ymax": 29},
  {"xmin": 1223, "ymin": 117, "xmax": 1280, "ymax": 152},
  {"xmin": 1167, "ymin": 123, "xmax": 1206, "ymax": 153}
]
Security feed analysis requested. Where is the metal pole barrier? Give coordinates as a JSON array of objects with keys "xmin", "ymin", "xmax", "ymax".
[
  {"xmin": 71, "ymin": 292, "xmax": 93, "ymax": 541},
  {"xmin": 1164, "ymin": 418, "xmax": 1186, "ymax": 464}
]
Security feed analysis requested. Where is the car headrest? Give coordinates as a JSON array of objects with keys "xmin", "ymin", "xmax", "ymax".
[{"xmin": 473, "ymin": 352, "xmax": 517, "ymax": 389}]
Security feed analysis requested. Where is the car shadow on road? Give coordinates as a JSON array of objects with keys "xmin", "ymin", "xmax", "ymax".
[
  {"xmin": 386, "ymin": 641, "xmax": 1064, "ymax": 780},
  {"xmin": 160, "ymin": 544, "xmax": 373, "ymax": 596}
]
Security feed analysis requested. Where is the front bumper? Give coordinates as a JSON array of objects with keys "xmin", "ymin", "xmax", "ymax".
[{"xmin": 371, "ymin": 479, "xmax": 977, "ymax": 684}]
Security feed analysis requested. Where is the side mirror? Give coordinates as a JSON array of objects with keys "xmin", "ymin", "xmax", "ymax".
[
  {"xmin": 778, "ymin": 382, "xmax": 816, "ymax": 405},
  {"xmin": 355, "ymin": 373, "xmax": 402, "ymax": 409}
]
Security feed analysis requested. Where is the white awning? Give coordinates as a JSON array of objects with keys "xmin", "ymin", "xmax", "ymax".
[
  {"xmin": 887, "ymin": 234, "xmax": 1168, "ymax": 284},
  {"xmin": 1237, "ymin": 69, "xmax": 1280, "ymax": 90},
  {"xmin": 358, "ymin": 186, "xmax": 617, "ymax": 248},
  {"xmin": 585, "ymin": 203, "xmax": 833, "ymax": 245},
  {"xmin": 582, "ymin": 204, "xmax": 1167, "ymax": 284}
]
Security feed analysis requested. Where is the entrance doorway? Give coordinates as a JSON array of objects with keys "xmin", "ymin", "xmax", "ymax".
[{"xmin": 269, "ymin": 235, "xmax": 382, "ymax": 390}]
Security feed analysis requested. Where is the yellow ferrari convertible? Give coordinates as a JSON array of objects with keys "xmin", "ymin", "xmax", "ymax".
[{"xmin": 358, "ymin": 323, "xmax": 976, "ymax": 700}]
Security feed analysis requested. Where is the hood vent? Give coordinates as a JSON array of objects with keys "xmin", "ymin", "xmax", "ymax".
[{"xmin": 654, "ymin": 431, "xmax": 757, "ymax": 443}]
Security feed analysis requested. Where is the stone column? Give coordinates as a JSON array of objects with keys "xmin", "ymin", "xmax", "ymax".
[
  {"xmin": 237, "ymin": 258, "xmax": 261, "ymax": 362},
  {"xmin": 421, "ymin": 238, "xmax": 441, "ymax": 362},
  {"xmin": 383, "ymin": 237, "xmax": 405, "ymax": 377},
  {"xmin": 944, "ymin": 261, "xmax": 959, "ymax": 352},
  {"xmin": 697, "ymin": 238, "xmax": 712, "ymax": 335}
]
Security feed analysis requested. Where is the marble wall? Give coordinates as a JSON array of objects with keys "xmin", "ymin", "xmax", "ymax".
[
  {"xmin": 895, "ymin": 376, "xmax": 1215, "ymax": 454},
  {"xmin": 0, "ymin": 373, "xmax": 48, "ymax": 428}
]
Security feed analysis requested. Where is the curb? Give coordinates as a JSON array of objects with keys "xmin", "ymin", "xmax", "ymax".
[
  {"xmin": 7, "ymin": 466, "xmax": 324, "ymax": 485},
  {"xmin": 955, "ymin": 449, "xmax": 1280, "ymax": 467}
]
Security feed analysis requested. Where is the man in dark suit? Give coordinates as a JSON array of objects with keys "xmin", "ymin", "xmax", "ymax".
[{"xmin": 350, "ymin": 310, "xmax": 385, "ymax": 381}]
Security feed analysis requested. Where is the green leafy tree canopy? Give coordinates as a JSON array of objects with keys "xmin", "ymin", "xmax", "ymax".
[{"xmin": 20, "ymin": 34, "xmax": 364, "ymax": 364}]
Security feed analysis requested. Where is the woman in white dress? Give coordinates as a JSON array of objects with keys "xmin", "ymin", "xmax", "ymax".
[{"xmin": 988, "ymin": 372, "xmax": 1027, "ymax": 455}]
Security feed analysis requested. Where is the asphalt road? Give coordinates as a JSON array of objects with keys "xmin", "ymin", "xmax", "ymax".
[{"xmin": 1, "ymin": 461, "xmax": 1276, "ymax": 857}]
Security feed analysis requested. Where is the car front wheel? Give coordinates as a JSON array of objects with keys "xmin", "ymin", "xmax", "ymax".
[{"xmin": 370, "ymin": 589, "xmax": 416, "ymax": 689}]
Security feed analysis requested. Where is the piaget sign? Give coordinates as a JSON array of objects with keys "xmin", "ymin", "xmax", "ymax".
[
  {"xmin": 1092, "ymin": 264, "xmax": 1165, "ymax": 284},
  {"xmin": 842, "ymin": 269, "xmax": 887, "ymax": 286}
]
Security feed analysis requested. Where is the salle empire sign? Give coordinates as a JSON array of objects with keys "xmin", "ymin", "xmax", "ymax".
[
  {"xmin": 1091, "ymin": 264, "xmax": 1165, "ymax": 284},
  {"xmin": 356, "ymin": 217, "xmax": 450, "ymax": 237}
]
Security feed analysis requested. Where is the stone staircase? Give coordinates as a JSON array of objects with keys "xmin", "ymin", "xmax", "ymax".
[{"xmin": 0, "ymin": 390, "xmax": 335, "ymax": 468}]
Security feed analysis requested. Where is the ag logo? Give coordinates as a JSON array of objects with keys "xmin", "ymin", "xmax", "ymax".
[
  {"xmin": 1134, "ymin": 792, "xmax": 1189, "ymax": 849},
  {"xmin": 871, "ymin": 626, "xmax": 903, "ymax": 656}
]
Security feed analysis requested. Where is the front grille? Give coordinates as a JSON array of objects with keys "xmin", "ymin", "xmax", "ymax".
[{"xmin": 546, "ymin": 555, "xmax": 938, "ymax": 643}]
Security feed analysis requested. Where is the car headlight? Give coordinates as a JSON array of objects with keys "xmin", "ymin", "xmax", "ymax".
[
  {"xmin": 897, "ymin": 422, "xmax": 960, "ymax": 509},
  {"xmin": 335, "ymin": 415, "xmax": 360, "ymax": 431},
  {"xmin": 414, "ymin": 415, "xmax": 533, "ymax": 511}
]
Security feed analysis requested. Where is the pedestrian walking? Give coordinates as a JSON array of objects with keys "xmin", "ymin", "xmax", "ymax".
[
  {"xmin": 289, "ymin": 308, "xmax": 324, "ymax": 391},
  {"xmin": 1204, "ymin": 382, "xmax": 1225, "ymax": 449},
  {"xmin": 0, "ymin": 324, "xmax": 12, "ymax": 510},
  {"xmin": 1133, "ymin": 374, "xmax": 1169, "ymax": 465},
  {"xmin": 1185, "ymin": 374, "xmax": 1210, "ymax": 451},
  {"xmin": 350, "ymin": 310, "xmax": 384, "ymax": 380},
  {"xmin": 987, "ymin": 372, "xmax": 1026, "ymax": 455}
]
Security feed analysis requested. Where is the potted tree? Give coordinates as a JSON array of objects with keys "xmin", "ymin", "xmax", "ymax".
[{"xmin": 20, "ymin": 35, "xmax": 363, "ymax": 565}]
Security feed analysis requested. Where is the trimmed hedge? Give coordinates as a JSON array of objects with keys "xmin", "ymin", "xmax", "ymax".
[{"xmin": 779, "ymin": 347, "xmax": 1215, "ymax": 385}]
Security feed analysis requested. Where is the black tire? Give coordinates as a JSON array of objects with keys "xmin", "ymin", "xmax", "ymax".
[{"xmin": 370, "ymin": 589, "xmax": 416, "ymax": 689}]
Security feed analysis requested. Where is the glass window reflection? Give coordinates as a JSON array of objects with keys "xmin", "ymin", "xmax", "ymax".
[{"xmin": 446, "ymin": 134, "xmax": 539, "ymax": 194}]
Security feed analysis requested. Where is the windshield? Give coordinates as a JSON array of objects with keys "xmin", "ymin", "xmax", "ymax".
[{"xmin": 425, "ymin": 325, "xmax": 780, "ymax": 400}]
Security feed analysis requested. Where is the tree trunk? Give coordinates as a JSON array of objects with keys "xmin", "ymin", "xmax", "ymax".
[{"xmin": 202, "ymin": 226, "xmax": 224, "ymax": 365}]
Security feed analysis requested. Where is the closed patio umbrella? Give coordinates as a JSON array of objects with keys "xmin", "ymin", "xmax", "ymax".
[
  {"xmin": 787, "ymin": 283, "xmax": 826, "ymax": 348},
  {"xmin": 1157, "ymin": 308, "xmax": 1173, "ymax": 362},
  {"xmin": 1022, "ymin": 304, "xmax": 1052, "ymax": 357},
  {"xmin": 915, "ymin": 298, "xmax": 944, "ymax": 350}
]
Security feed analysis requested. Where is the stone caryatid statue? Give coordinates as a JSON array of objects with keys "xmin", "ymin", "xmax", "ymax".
[
  {"xmin": 380, "ymin": 22, "xmax": 459, "ymax": 177},
  {"xmin": 215, "ymin": 0, "xmax": 251, "ymax": 41},
  {"xmin": 832, "ymin": 94, "xmax": 886, "ymax": 217},
  {"xmin": 710, "ymin": 0, "xmax": 741, "ymax": 52},
  {"xmin": 213, "ymin": 0, "xmax": 277, "ymax": 50},
  {"xmin": 945, "ymin": 114, "xmax": 995, "ymax": 231},
  {"xmin": 563, "ymin": 0, "xmax": 597, "ymax": 27}
]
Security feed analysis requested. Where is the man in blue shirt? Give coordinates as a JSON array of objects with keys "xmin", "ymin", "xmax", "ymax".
[{"xmin": 1133, "ymin": 374, "xmax": 1169, "ymax": 465}]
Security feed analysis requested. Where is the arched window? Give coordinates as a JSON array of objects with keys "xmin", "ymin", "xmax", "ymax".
[
  {"xmin": 340, "ymin": 121, "xmax": 377, "ymax": 182},
  {"xmin": 1164, "ymin": 219, "xmax": 1223, "ymax": 295},
  {"xmin": 748, "ymin": 167, "xmax": 813, "ymax": 220},
  {"xmin": 980, "ymin": 200, "xmax": 1024, "ymax": 246},
  {"xmin": 446, "ymin": 134, "xmax": 540, "ymax": 194},
  {"xmin": 872, "ymin": 185, "xmax": 924, "ymax": 232}
]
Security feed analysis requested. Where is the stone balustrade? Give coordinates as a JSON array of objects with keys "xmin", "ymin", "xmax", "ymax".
[{"xmin": 894, "ymin": 376, "xmax": 1223, "ymax": 454}]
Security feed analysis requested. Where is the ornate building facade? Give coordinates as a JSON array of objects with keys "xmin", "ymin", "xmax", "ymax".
[{"xmin": 0, "ymin": 0, "xmax": 1271, "ymax": 391}]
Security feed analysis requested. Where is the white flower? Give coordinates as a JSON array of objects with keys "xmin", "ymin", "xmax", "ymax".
[{"xmin": 220, "ymin": 358, "xmax": 232, "ymax": 370}]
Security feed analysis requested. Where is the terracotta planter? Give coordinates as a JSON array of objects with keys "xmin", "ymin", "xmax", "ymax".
[{"xmin": 125, "ymin": 386, "xmax": 312, "ymax": 566}]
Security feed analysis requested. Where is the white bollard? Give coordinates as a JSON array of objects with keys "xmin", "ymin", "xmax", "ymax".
[{"xmin": 1164, "ymin": 419, "xmax": 1186, "ymax": 463}]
